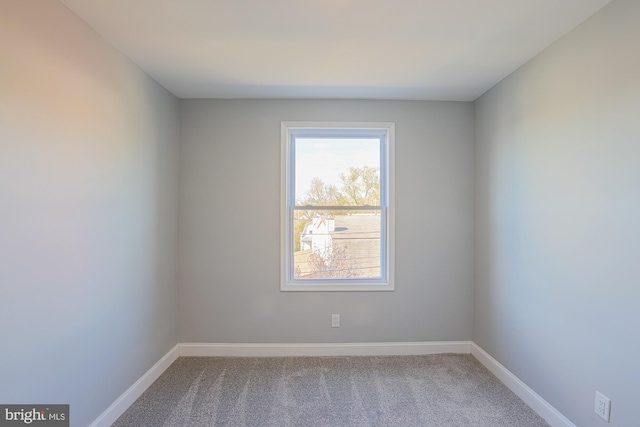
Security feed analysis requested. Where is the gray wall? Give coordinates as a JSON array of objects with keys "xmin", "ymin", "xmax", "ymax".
[
  {"xmin": 179, "ymin": 99, "xmax": 474, "ymax": 343},
  {"xmin": 0, "ymin": 2, "xmax": 179, "ymax": 426},
  {"xmin": 473, "ymin": 0, "xmax": 640, "ymax": 425}
]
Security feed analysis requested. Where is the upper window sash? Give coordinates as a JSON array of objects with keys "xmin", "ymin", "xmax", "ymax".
[{"xmin": 288, "ymin": 129, "xmax": 388, "ymax": 207}]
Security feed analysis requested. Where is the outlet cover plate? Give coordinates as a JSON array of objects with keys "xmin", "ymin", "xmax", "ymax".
[
  {"xmin": 331, "ymin": 314, "xmax": 340, "ymax": 328},
  {"xmin": 595, "ymin": 391, "xmax": 611, "ymax": 422}
]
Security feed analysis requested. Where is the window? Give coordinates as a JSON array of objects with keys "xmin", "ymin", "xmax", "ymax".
[{"xmin": 281, "ymin": 122, "xmax": 395, "ymax": 291}]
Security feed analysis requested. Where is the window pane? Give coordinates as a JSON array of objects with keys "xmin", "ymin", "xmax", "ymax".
[
  {"xmin": 294, "ymin": 138, "xmax": 380, "ymax": 206},
  {"xmin": 293, "ymin": 210, "xmax": 381, "ymax": 279}
]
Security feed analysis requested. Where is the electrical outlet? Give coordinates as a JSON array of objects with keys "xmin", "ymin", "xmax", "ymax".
[
  {"xmin": 331, "ymin": 314, "xmax": 340, "ymax": 328},
  {"xmin": 595, "ymin": 391, "xmax": 611, "ymax": 422}
]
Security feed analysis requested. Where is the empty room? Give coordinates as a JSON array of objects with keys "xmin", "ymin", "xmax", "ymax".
[{"xmin": 1, "ymin": 0, "xmax": 638, "ymax": 426}]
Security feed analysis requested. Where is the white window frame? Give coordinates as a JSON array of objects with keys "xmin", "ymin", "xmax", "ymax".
[{"xmin": 280, "ymin": 121, "xmax": 395, "ymax": 291}]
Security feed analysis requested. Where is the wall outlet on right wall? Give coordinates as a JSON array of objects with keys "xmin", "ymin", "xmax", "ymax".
[{"xmin": 595, "ymin": 391, "xmax": 611, "ymax": 422}]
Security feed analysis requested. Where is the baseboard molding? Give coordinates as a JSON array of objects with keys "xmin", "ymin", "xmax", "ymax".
[
  {"xmin": 90, "ymin": 341, "xmax": 574, "ymax": 427},
  {"xmin": 179, "ymin": 341, "xmax": 472, "ymax": 357},
  {"xmin": 88, "ymin": 345, "xmax": 180, "ymax": 427},
  {"xmin": 470, "ymin": 343, "xmax": 575, "ymax": 427}
]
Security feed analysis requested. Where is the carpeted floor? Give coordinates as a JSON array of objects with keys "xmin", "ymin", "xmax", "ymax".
[{"xmin": 112, "ymin": 354, "xmax": 549, "ymax": 427}]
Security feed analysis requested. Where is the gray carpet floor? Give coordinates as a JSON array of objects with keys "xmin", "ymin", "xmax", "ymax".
[{"xmin": 112, "ymin": 354, "xmax": 549, "ymax": 427}]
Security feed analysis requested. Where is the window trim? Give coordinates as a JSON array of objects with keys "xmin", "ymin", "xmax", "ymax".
[{"xmin": 280, "ymin": 121, "xmax": 395, "ymax": 292}]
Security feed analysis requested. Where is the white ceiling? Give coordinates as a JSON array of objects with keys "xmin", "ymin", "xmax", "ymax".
[{"xmin": 58, "ymin": 0, "xmax": 612, "ymax": 101}]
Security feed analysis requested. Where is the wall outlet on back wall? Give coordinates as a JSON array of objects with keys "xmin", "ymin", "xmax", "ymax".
[
  {"xmin": 331, "ymin": 314, "xmax": 340, "ymax": 328},
  {"xmin": 595, "ymin": 391, "xmax": 611, "ymax": 422}
]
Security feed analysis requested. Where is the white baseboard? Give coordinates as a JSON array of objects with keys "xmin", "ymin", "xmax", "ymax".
[
  {"xmin": 90, "ymin": 342, "xmax": 574, "ymax": 427},
  {"xmin": 470, "ymin": 343, "xmax": 575, "ymax": 427},
  {"xmin": 88, "ymin": 345, "xmax": 180, "ymax": 427},
  {"xmin": 179, "ymin": 341, "xmax": 472, "ymax": 357}
]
